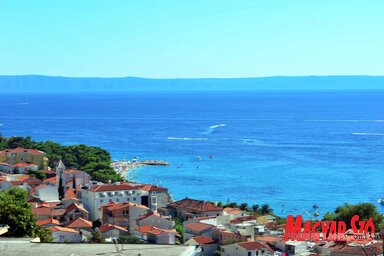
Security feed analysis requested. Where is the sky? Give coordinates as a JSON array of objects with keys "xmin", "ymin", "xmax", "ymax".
[{"xmin": 0, "ymin": 0, "xmax": 383, "ymax": 78}]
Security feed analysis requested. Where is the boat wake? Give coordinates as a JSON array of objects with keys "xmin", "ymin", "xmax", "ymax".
[
  {"xmin": 201, "ymin": 124, "xmax": 226, "ymax": 134},
  {"xmin": 167, "ymin": 137, "xmax": 208, "ymax": 141},
  {"xmin": 352, "ymin": 132, "xmax": 384, "ymax": 136}
]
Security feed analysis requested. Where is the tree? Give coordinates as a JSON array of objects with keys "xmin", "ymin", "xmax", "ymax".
[
  {"xmin": 91, "ymin": 230, "xmax": 105, "ymax": 243},
  {"xmin": 252, "ymin": 204, "xmax": 260, "ymax": 213},
  {"xmin": 118, "ymin": 235, "xmax": 143, "ymax": 244},
  {"xmin": 323, "ymin": 203, "xmax": 384, "ymax": 230},
  {"xmin": 27, "ymin": 170, "xmax": 46, "ymax": 180},
  {"xmin": 260, "ymin": 204, "xmax": 273, "ymax": 215},
  {"xmin": 58, "ymin": 176, "xmax": 65, "ymax": 200},
  {"xmin": 0, "ymin": 188, "xmax": 52, "ymax": 242},
  {"xmin": 239, "ymin": 203, "xmax": 248, "ymax": 211},
  {"xmin": 225, "ymin": 202, "xmax": 238, "ymax": 208}
]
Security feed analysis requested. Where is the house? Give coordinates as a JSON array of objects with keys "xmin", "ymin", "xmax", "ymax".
[
  {"xmin": 34, "ymin": 184, "xmax": 59, "ymax": 202},
  {"xmin": 183, "ymin": 222, "xmax": 215, "ymax": 242},
  {"xmin": 22, "ymin": 177, "xmax": 43, "ymax": 187},
  {"xmin": 66, "ymin": 217, "xmax": 92, "ymax": 230},
  {"xmin": 50, "ymin": 226, "xmax": 82, "ymax": 242},
  {"xmin": 0, "ymin": 180, "xmax": 12, "ymax": 191},
  {"xmin": 64, "ymin": 169, "xmax": 91, "ymax": 187},
  {"xmin": 100, "ymin": 201, "xmax": 149, "ymax": 233},
  {"xmin": 99, "ymin": 224, "xmax": 129, "ymax": 238},
  {"xmin": 135, "ymin": 225, "xmax": 176, "ymax": 245},
  {"xmin": 65, "ymin": 203, "xmax": 89, "ymax": 223},
  {"xmin": 137, "ymin": 211, "xmax": 175, "ymax": 230},
  {"xmin": 221, "ymin": 241, "xmax": 275, "ymax": 256},
  {"xmin": 185, "ymin": 236, "xmax": 219, "ymax": 256},
  {"xmin": 0, "ymin": 162, "xmax": 14, "ymax": 173},
  {"xmin": 32, "ymin": 205, "xmax": 52, "ymax": 220},
  {"xmin": 80, "ymin": 182, "xmax": 168, "ymax": 220},
  {"xmin": 0, "ymin": 148, "xmax": 48, "ymax": 169},
  {"xmin": 167, "ymin": 198, "xmax": 223, "ymax": 221},
  {"xmin": 66, "ymin": 217, "xmax": 93, "ymax": 241},
  {"xmin": 147, "ymin": 227, "xmax": 176, "ymax": 245},
  {"xmin": 36, "ymin": 218, "xmax": 60, "ymax": 228},
  {"xmin": 218, "ymin": 230, "xmax": 244, "ymax": 245},
  {"xmin": 223, "ymin": 207, "xmax": 249, "ymax": 220},
  {"xmin": 13, "ymin": 162, "xmax": 38, "ymax": 173},
  {"xmin": 329, "ymin": 241, "xmax": 384, "ymax": 256}
]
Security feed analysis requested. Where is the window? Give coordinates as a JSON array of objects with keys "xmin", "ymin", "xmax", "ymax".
[
  {"xmin": 116, "ymin": 198, "xmax": 119, "ymax": 202},
  {"xmin": 152, "ymin": 191, "xmax": 156, "ymax": 195},
  {"xmin": 248, "ymin": 252, "xmax": 251, "ymax": 256},
  {"xmin": 100, "ymin": 199, "xmax": 104, "ymax": 203},
  {"xmin": 133, "ymin": 197, "xmax": 136, "ymax": 201},
  {"xmin": 151, "ymin": 197, "xmax": 157, "ymax": 204}
]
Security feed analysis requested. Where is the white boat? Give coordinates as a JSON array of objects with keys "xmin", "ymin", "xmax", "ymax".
[{"xmin": 377, "ymin": 198, "xmax": 384, "ymax": 205}]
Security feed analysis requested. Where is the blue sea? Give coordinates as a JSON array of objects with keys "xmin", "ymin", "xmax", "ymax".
[{"xmin": 1, "ymin": 91, "xmax": 384, "ymax": 216}]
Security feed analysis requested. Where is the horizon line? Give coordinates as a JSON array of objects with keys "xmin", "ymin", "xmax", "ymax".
[{"xmin": 1, "ymin": 74, "xmax": 384, "ymax": 79}]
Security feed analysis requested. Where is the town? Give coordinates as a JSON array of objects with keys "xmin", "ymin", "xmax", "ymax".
[{"xmin": 0, "ymin": 147, "xmax": 383, "ymax": 256}]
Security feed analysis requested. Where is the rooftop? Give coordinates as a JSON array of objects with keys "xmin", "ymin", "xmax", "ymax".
[{"xmin": 168, "ymin": 198, "xmax": 222, "ymax": 212}]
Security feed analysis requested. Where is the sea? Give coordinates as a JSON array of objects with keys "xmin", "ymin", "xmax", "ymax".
[{"xmin": 1, "ymin": 90, "xmax": 383, "ymax": 217}]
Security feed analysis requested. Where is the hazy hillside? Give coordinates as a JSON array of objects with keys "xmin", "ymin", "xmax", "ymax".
[{"xmin": 0, "ymin": 75, "xmax": 383, "ymax": 92}]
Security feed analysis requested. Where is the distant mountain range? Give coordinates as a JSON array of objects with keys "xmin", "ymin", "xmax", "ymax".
[{"xmin": 0, "ymin": 75, "xmax": 383, "ymax": 92}]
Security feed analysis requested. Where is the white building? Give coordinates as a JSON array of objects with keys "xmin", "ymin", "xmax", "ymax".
[
  {"xmin": 50, "ymin": 226, "xmax": 82, "ymax": 242},
  {"xmin": 34, "ymin": 184, "xmax": 59, "ymax": 202},
  {"xmin": 80, "ymin": 182, "xmax": 169, "ymax": 220}
]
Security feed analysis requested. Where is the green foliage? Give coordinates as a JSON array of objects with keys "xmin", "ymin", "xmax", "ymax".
[
  {"xmin": 27, "ymin": 170, "xmax": 46, "ymax": 180},
  {"xmin": 323, "ymin": 203, "xmax": 384, "ymax": 230},
  {"xmin": 0, "ymin": 187, "xmax": 52, "ymax": 242},
  {"xmin": 260, "ymin": 204, "xmax": 273, "ymax": 215},
  {"xmin": 224, "ymin": 202, "xmax": 238, "ymax": 208},
  {"xmin": 118, "ymin": 235, "xmax": 143, "ymax": 244},
  {"xmin": 0, "ymin": 135, "xmax": 122, "ymax": 183},
  {"xmin": 252, "ymin": 204, "xmax": 260, "ymax": 213},
  {"xmin": 173, "ymin": 218, "xmax": 184, "ymax": 242},
  {"xmin": 91, "ymin": 230, "xmax": 105, "ymax": 243},
  {"xmin": 239, "ymin": 203, "xmax": 248, "ymax": 211}
]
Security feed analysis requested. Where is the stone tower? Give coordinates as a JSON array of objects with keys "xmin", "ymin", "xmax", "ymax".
[{"xmin": 56, "ymin": 160, "xmax": 66, "ymax": 199}]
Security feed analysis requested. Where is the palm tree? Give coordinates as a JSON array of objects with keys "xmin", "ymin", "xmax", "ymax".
[
  {"xmin": 239, "ymin": 203, "xmax": 249, "ymax": 211},
  {"xmin": 252, "ymin": 204, "xmax": 260, "ymax": 213},
  {"xmin": 261, "ymin": 204, "xmax": 272, "ymax": 215}
]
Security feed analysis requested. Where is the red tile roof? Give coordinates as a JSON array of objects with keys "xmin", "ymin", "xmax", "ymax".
[
  {"xmin": 13, "ymin": 162, "xmax": 38, "ymax": 167},
  {"xmin": 43, "ymin": 176, "xmax": 57, "ymax": 184},
  {"xmin": 66, "ymin": 203, "xmax": 89, "ymax": 214},
  {"xmin": 168, "ymin": 198, "xmax": 222, "ymax": 213},
  {"xmin": 184, "ymin": 222, "xmax": 214, "ymax": 233},
  {"xmin": 50, "ymin": 226, "xmax": 79, "ymax": 234},
  {"xmin": 137, "ymin": 211, "xmax": 160, "ymax": 221},
  {"xmin": 140, "ymin": 184, "xmax": 168, "ymax": 192},
  {"xmin": 32, "ymin": 207, "xmax": 51, "ymax": 216},
  {"xmin": 136, "ymin": 225, "xmax": 155, "ymax": 235},
  {"xmin": 192, "ymin": 236, "xmax": 216, "ymax": 245},
  {"xmin": 99, "ymin": 224, "xmax": 127, "ymax": 233},
  {"xmin": 67, "ymin": 217, "xmax": 92, "ymax": 229},
  {"xmin": 36, "ymin": 218, "xmax": 60, "ymax": 226},
  {"xmin": 89, "ymin": 183, "xmax": 140, "ymax": 192},
  {"xmin": 65, "ymin": 187, "xmax": 77, "ymax": 198},
  {"xmin": 136, "ymin": 225, "xmax": 174, "ymax": 236},
  {"xmin": 0, "ymin": 148, "xmax": 45, "ymax": 155},
  {"xmin": 230, "ymin": 215, "xmax": 257, "ymax": 224},
  {"xmin": 238, "ymin": 241, "xmax": 274, "ymax": 252},
  {"xmin": 147, "ymin": 227, "xmax": 175, "ymax": 236}
]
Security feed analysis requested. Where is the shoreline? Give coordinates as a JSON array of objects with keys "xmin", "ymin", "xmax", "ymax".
[{"xmin": 111, "ymin": 159, "xmax": 170, "ymax": 181}]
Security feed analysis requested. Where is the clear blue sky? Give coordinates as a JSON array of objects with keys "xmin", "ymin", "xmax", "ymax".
[{"xmin": 0, "ymin": 0, "xmax": 383, "ymax": 78}]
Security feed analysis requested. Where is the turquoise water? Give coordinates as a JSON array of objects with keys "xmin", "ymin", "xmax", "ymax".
[{"xmin": 1, "ymin": 91, "xmax": 384, "ymax": 216}]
